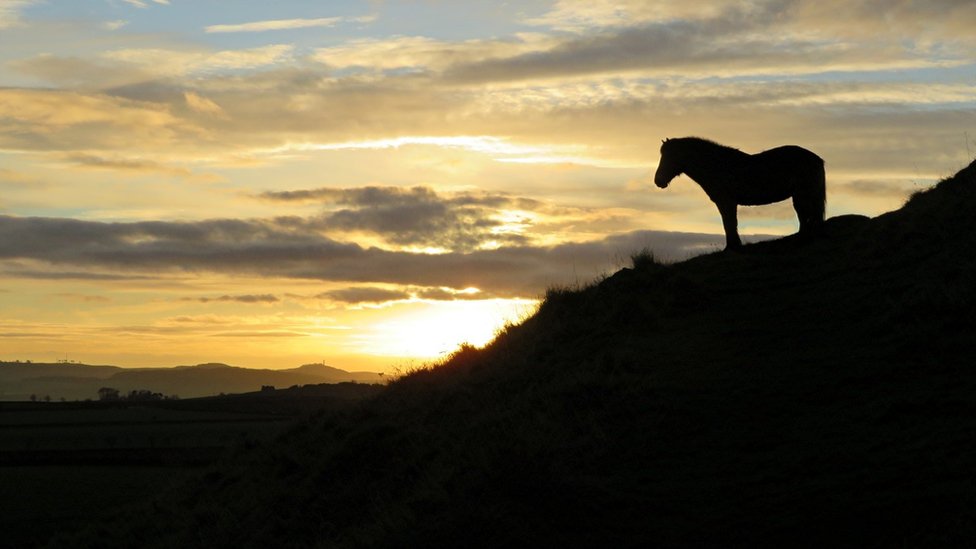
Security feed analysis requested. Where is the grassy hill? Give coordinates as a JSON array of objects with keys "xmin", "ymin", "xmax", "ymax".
[{"xmin": 54, "ymin": 159, "xmax": 976, "ymax": 548}]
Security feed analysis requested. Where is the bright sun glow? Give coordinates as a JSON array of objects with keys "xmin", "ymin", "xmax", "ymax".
[
  {"xmin": 363, "ymin": 298, "xmax": 537, "ymax": 358},
  {"xmin": 260, "ymin": 136, "xmax": 601, "ymax": 165}
]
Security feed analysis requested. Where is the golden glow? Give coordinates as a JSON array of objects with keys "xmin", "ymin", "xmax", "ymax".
[{"xmin": 360, "ymin": 299, "xmax": 537, "ymax": 358}]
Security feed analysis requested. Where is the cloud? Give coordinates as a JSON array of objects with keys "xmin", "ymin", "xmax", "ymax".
[
  {"xmin": 0, "ymin": 266, "xmax": 158, "ymax": 281},
  {"xmin": 524, "ymin": 0, "xmax": 726, "ymax": 31},
  {"xmin": 313, "ymin": 33, "xmax": 558, "ymax": 73},
  {"xmin": 0, "ymin": 214, "xmax": 731, "ymax": 297},
  {"xmin": 262, "ymin": 185, "xmax": 542, "ymax": 252},
  {"xmin": 527, "ymin": 0, "xmax": 976, "ymax": 45},
  {"xmin": 210, "ymin": 330, "xmax": 309, "ymax": 338},
  {"xmin": 205, "ymin": 17, "xmax": 343, "ymax": 34},
  {"xmin": 0, "ymin": 88, "xmax": 191, "ymax": 153},
  {"xmin": 0, "ymin": 0, "xmax": 34, "ymax": 28},
  {"xmin": 0, "ymin": 168, "xmax": 39, "ymax": 186},
  {"xmin": 185, "ymin": 294, "xmax": 280, "ymax": 304},
  {"xmin": 104, "ymin": 19, "xmax": 128, "ymax": 30},
  {"xmin": 8, "ymin": 54, "xmax": 153, "ymax": 89},
  {"xmin": 183, "ymin": 91, "xmax": 224, "ymax": 115},
  {"xmin": 320, "ymin": 287, "xmax": 411, "ymax": 304},
  {"xmin": 11, "ymin": 45, "xmax": 296, "ymax": 90},
  {"xmin": 440, "ymin": 1, "xmax": 974, "ymax": 86},
  {"xmin": 102, "ymin": 44, "xmax": 295, "ymax": 76},
  {"xmin": 121, "ymin": 0, "xmax": 168, "ymax": 8},
  {"xmin": 316, "ymin": 285, "xmax": 491, "ymax": 305},
  {"xmin": 3, "ymin": 67, "xmax": 970, "ymax": 184},
  {"xmin": 62, "ymin": 153, "xmax": 196, "ymax": 177},
  {"xmin": 415, "ymin": 287, "xmax": 488, "ymax": 301},
  {"xmin": 54, "ymin": 293, "xmax": 112, "ymax": 303},
  {"xmin": 780, "ymin": 0, "xmax": 976, "ymax": 43},
  {"xmin": 443, "ymin": 18, "xmax": 917, "ymax": 85}
]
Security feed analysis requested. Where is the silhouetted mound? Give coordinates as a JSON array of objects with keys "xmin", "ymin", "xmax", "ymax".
[{"xmin": 55, "ymin": 161, "xmax": 976, "ymax": 548}]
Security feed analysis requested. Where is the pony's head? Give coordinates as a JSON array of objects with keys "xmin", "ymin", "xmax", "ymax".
[{"xmin": 654, "ymin": 138, "xmax": 682, "ymax": 189}]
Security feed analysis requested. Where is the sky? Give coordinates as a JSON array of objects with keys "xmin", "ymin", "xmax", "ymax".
[{"xmin": 1, "ymin": 0, "xmax": 975, "ymax": 371}]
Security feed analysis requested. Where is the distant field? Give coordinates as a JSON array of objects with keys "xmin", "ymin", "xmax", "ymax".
[
  {"xmin": 1, "ymin": 405, "xmax": 287, "ymax": 456},
  {"xmin": 0, "ymin": 384, "xmax": 381, "ymax": 546}
]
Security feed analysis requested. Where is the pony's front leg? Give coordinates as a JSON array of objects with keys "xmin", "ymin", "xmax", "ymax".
[{"xmin": 717, "ymin": 201, "xmax": 742, "ymax": 250}]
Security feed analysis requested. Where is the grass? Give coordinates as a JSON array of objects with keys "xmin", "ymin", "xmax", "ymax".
[
  {"xmin": 50, "ymin": 158, "xmax": 976, "ymax": 548},
  {"xmin": 0, "ymin": 465, "xmax": 184, "ymax": 548},
  {"xmin": 628, "ymin": 246, "xmax": 660, "ymax": 270}
]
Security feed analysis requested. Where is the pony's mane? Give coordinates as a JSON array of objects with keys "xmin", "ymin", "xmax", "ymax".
[{"xmin": 663, "ymin": 136, "xmax": 746, "ymax": 159}]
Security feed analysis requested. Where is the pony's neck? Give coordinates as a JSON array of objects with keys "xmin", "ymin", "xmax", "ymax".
[{"xmin": 677, "ymin": 138, "xmax": 747, "ymax": 181}]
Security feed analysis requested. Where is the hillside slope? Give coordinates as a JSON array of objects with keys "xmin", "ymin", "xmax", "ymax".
[{"xmin": 57, "ymin": 160, "xmax": 976, "ymax": 548}]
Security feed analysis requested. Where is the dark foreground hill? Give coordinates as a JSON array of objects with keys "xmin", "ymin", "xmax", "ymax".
[{"xmin": 56, "ymin": 160, "xmax": 976, "ymax": 548}]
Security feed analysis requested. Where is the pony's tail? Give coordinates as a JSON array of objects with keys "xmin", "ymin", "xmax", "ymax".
[
  {"xmin": 813, "ymin": 158, "xmax": 826, "ymax": 225},
  {"xmin": 797, "ymin": 157, "xmax": 826, "ymax": 235}
]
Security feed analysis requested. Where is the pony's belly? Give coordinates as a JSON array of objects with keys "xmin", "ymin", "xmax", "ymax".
[
  {"xmin": 736, "ymin": 188, "xmax": 792, "ymax": 206},
  {"xmin": 739, "ymin": 198, "xmax": 791, "ymax": 206}
]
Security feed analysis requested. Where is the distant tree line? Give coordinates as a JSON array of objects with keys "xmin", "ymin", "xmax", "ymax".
[{"xmin": 97, "ymin": 387, "xmax": 179, "ymax": 401}]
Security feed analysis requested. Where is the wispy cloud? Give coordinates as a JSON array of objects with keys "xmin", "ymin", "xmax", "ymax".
[
  {"xmin": 184, "ymin": 294, "xmax": 280, "ymax": 304},
  {"xmin": 205, "ymin": 17, "xmax": 344, "ymax": 34},
  {"xmin": 54, "ymin": 293, "xmax": 113, "ymax": 303},
  {"xmin": 320, "ymin": 287, "xmax": 411, "ymax": 305},
  {"xmin": 317, "ymin": 285, "xmax": 492, "ymax": 305},
  {"xmin": 62, "ymin": 153, "xmax": 195, "ymax": 178},
  {"xmin": 313, "ymin": 33, "xmax": 556, "ymax": 73},
  {"xmin": 120, "ymin": 0, "xmax": 169, "ymax": 8},
  {"xmin": 103, "ymin": 19, "xmax": 128, "ymax": 30},
  {"xmin": 0, "ymin": 0, "xmax": 35, "ymax": 28},
  {"xmin": 183, "ymin": 91, "xmax": 224, "ymax": 115},
  {"xmin": 102, "ymin": 44, "xmax": 295, "ymax": 75}
]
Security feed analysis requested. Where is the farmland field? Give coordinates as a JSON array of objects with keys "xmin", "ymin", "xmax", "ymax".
[{"xmin": 0, "ymin": 384, "xmax": 382, "ymax": 546}]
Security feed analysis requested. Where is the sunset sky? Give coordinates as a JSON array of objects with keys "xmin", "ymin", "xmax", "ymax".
[{"xmin": 2, "ymin": 1, "xmax": 975, "ymax": 371}]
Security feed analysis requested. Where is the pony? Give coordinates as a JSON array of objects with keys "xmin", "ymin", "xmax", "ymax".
[{"xmin": 654, "ymin": 137, "xmax": 826, "ymax": 250}]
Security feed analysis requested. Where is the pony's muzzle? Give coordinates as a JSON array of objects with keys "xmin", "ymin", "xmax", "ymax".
[{"xmin": 654, "ymin": 178, "xmax": 670, "ymax": 189}]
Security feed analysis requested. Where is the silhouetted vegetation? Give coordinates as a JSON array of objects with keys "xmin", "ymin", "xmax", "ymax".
[
  {"xmin": 50, "ymin": 159, "xmax": 976, "ymax": 547},
  {"xmin": 95, "ymin": 387, "xmax": 175, "ymax": 401}
]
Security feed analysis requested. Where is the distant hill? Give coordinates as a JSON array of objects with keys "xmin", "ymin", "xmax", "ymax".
[
  {"xmin": 0, "ymin": 362, "xmax": 122, "ymax": 383},
  {"xmin": 56, "ymin": 159, "xmax": 976, "ymax": 547},
  {"xmin": 0, "ymin": 362, "xmax": 383, "ymax": 401}
]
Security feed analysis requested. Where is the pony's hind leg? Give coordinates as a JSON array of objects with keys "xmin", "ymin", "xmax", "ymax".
[
  {"xmin": 792, "ymin": 195, "xmax": 823, "ymax": 238},
  {"xmin": 792, "ymin": 171, "xmax": 826, "ymax": 237}
]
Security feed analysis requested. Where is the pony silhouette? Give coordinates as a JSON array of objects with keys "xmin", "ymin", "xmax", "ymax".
[{"xmin": 654, "ymin": 137, "xmax": 825, "ymax": 249}]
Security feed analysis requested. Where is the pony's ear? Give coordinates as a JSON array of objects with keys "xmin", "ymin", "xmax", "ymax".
[{"xmin": 662, "ymin": 138, "xmax": 670, "ymax": 144}]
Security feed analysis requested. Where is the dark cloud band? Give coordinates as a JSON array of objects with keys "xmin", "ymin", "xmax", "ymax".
[{"xmin": 0, "ymin": 214, "xmax": 732, "ymax": 297}]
